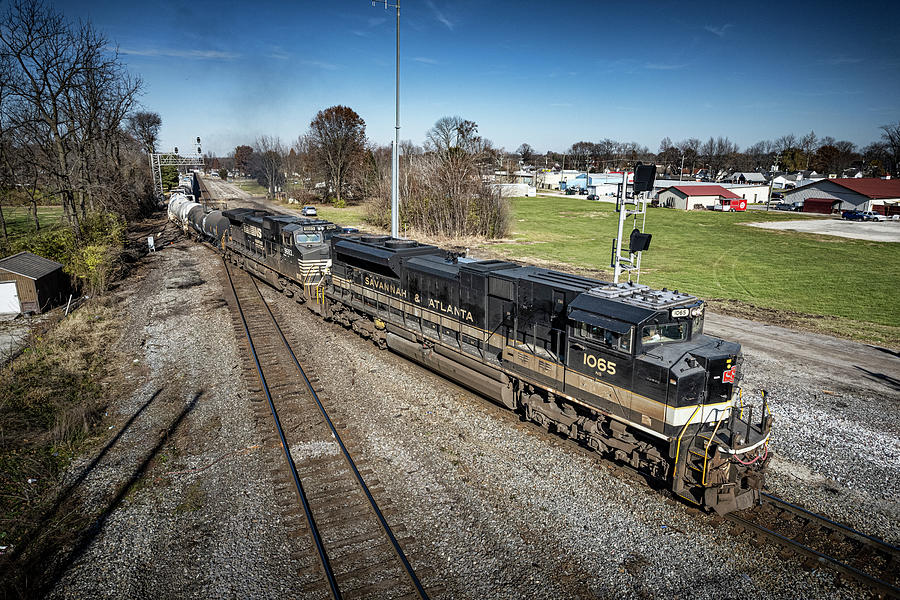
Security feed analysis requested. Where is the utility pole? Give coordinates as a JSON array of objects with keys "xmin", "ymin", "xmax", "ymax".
[{"xmin": 373, "ymin": 0, "xmax": 401, "ymax": 238}]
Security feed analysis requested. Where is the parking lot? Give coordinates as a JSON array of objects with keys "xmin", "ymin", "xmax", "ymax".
[{"xmin": 745, "ymin": 218, "xmax": 900, "ymax": 242}]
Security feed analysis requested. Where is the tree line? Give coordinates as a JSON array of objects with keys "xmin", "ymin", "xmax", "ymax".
[
  {"xmin": 0, "ymin": 0, "xmax": 158, "ymax": 291},
  {"xmin": 227, "ymin": 107, "xmax": 508, "ymax": 238},
  {"xmin": 527, "ymin": 125, "xmax": 900, "ymax": 180}
]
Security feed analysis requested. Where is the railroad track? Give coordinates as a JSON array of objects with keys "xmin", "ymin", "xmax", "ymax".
[
  {"xmin": 222, "ymin": 258, "xmax": 431, "ymax": 600},
  {"xmin": 457, "ymin": 388, "xmax": 900, "ymax": 597},
  {"xmin": 725, "ymin": 492, "xmax": 899, "ymax": 598}
]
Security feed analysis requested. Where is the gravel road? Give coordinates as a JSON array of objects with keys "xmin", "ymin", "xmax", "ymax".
[{"xmin": 202, "ymin": 176, "xmax": 255, "ymax": 200}]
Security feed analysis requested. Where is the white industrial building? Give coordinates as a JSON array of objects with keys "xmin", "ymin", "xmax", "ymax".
[{"xmin": 491, "ymin": 183, "xmax": 537, "ymax": 197}]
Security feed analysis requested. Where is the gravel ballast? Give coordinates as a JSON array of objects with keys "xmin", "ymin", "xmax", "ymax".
[{"xmin": 48, "ymin": 237, "xmax": 304, "ymax": 598}]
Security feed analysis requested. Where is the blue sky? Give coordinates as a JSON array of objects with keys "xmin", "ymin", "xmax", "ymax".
[{"xmin": 61, "ymin": 0, "xmax": 900, "ymax": 157}]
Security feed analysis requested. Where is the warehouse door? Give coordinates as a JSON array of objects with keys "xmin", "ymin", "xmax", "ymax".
[{"xmin": 0, "ymin": 281, "xmax": 20, "ymax": 314}]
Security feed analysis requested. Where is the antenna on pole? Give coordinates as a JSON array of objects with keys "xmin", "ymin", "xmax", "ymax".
[
  {"xmin": 372, "ymin": 0, "xmax": 401, "ymax": 238},
  {"xmin": 611, "ymin": 163, "xmax": 655, "ymax": 283}
]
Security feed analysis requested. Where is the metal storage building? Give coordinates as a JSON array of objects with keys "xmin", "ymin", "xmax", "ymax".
[
  {"xmin": 0, "ymin": 251, "xmax": 70, "ymax": 314},
  {"xmin": 783, "ymin": 178, "xmax": 900, "ymax": 214}
]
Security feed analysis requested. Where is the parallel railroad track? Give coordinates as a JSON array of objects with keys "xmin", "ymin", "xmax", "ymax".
[
  {"xmin": 222, "ymin": 258, "xmax": 431, "ymax": 600},
  {"xmin": 726, "ymin": 492, "xmax": 899, "ymax": 598}
]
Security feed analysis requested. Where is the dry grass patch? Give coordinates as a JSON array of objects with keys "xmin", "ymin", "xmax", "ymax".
[{"xmin": 0, "ymin": 299, "xmax": 122, "ymax": 592}]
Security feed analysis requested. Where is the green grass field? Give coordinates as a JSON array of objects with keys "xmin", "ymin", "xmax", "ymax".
[
  {"xmin": 2, "ymin": 205, "xmax": 66, "ymax": 239},
  {"xmin": 232, "ymin": 178, "xmax": 268, "ymax": 196},
  {"xmin": 314, "ymin": 204, "xmax": 369, "ymax": 229},
  {"xmin": 480, "ymin": 196, "xmax": 898, "ymax": 343}
]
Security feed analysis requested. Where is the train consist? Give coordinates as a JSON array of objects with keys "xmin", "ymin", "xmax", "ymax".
[{"xmin": 167, "ymin": 191, "xmax": 772, "ymax": 514}]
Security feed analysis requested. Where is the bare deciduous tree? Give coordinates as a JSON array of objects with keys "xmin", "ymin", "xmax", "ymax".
[
  {"xmin": 127, "ymin": 111, "xmax": 161, "ymax": 155},
  {"xmin": 516, "ymin": 143, "xmax": 534, "ymax": 164},
  {"xmin": 0, "ymin": 0, "xmax": 147, "ymax": 235},
  {"xmin": 879, "ymin": 121, "xmax": 900, "ymax": 176},
  {"xmin": 253, "ymin": 135, "xmax": 285, "ymax": 199},
  {"xmin": 308, "ymin": 105, "xmax": 366, "ymax": 204}
]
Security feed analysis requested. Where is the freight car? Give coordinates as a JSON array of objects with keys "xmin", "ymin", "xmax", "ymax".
[{"xmin": 168, "ymin": 198, "xmax": 771, "ymax": 514}]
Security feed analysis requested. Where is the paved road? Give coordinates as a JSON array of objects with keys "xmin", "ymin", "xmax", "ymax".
[{"xmin": 201, "ymin": 176, "xmax": 255, "ymax": 200}]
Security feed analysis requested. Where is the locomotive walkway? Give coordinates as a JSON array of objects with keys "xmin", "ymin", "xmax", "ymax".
[{"xmin": 222, "ymin": 258, "xmax": 431, "ymax": 600}]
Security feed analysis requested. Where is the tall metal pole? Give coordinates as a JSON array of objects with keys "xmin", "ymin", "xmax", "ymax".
[{"xmin": 392, "ymin": 0, "xmax": 400, "ymax": 238}]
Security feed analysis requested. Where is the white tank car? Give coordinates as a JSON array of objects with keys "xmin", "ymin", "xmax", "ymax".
[{"xmin": 167, "ymin": 192, "xmax": 204, "ymax": 233}]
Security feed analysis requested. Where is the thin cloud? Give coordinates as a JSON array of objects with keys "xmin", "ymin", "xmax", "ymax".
[
  {"xmin": 117, "ymin": 47, "xmax": 239, "ymax": 59},
  {"xmin": 268, "ymin": 48, "xmax": 290, "ymax": 60},
  {"xmin": 821, "ymin": 55, "xmax": 863, "ymax": 65},
  {"xmin": 426, "ymin": 0, "xmax": 454, "ymax": 30},
  {"xmin": 644, "ymin": 62, "xmax": 688, "ymax": 70},
  {"xmin": 413, "ymin": 56, "xmax": 439, "ymax": 64},
  {"xmin": 300, "ymin": 59, "xmax": 340, "ymax": 70},
  {"xmin": 368, "ymin": 16, "xmax": 386, "ymax": 27},
  {"xmin": 704, "ymin": 23, "xmax": 733, "ymax": 37},
  {"xmin": 351, "ymin": 29, "xmax": 368, "ymax": 37},
  {"xmin": 550, "ymin": 102, "xmax": 573, "ymax": 107}
]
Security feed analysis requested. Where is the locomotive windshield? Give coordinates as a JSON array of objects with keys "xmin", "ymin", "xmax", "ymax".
[
  {"xmin": 294, "ymin": 232, "xmax": 322, "ymax": 244},
  {"xmin": 641, "ymin": 322, "xmax": 687, "ymax": 345}
]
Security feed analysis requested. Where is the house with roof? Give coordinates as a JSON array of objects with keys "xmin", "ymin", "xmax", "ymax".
[
  {"xmin": 730, "ymin": 172, "xmax": 767, "ymax": 185},
  {"xmin": 0, "ymin": 251, "xmax": 71, "ymax": 314},
  {"xmin": 772, "ymin": 171, "xmax": 824, "ymax": 189},
  {"xmin": 783, "ymin": 178, "xmax": 900, "ymax": 215},
  {"xmin": 657, "ymin": 185, "xmax": 746, "ymax": 211}
]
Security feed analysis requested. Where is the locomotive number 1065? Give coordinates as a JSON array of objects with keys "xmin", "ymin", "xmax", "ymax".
[{"xmin": 583, "ymin": 353, "xmax": 617, "ymax": 376}]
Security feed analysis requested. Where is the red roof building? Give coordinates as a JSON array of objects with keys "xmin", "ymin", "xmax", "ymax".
[
  {"xmin": 658, "ymin": 185, "xmax": 745, "ymax": 211},
  {"xmin": 784, "ymin": 178, "xmax": 900, "ymax": 214},
  {"xmin": 664, "ymin": 185, "xmax": 742, "ymax": 199}
]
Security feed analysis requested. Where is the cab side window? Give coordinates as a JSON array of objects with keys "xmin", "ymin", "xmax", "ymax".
[{"xmin": 576, "ymin": 322, "xmax": 632, "ymax": 353}]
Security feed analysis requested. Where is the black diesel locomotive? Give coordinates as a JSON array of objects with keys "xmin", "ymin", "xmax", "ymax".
[{"xmin": 169, "ymin": 194, "xmax": 772, "ymax": 514}]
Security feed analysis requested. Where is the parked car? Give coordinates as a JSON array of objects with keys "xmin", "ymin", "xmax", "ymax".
[
  {"xmin": 565, "ymin": 188, "xmax": 577, "ymax": 195},
  {"xmin": 842, "ymin": 210, "xmax": 866, "ymax": 221},
  {"xmin": 587, "ymin": 194, "xmax": 599, "ymax": 201},
  {"xmin": 861, "ymin": 211, "xmax": 883, "ymax": 221},
  {"xmin": 771, "ymin": 192, "xmax": 784, "ymax": 200},
  {"xmin": 301, "ymin": 205, "xmax": 317, "ymax": 217},
  {"xmin": 774, "ymin": 202, "xmax": 794, "ymax": 211}
]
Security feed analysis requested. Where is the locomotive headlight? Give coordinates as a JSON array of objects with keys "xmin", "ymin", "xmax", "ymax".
[
  {"xmin": 671, "ymin": 308, "xmax": 689, "ymax": 318},
  {"xmin": 690, "ymin": 307, "xmax": 703, "ymax": 317}
]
